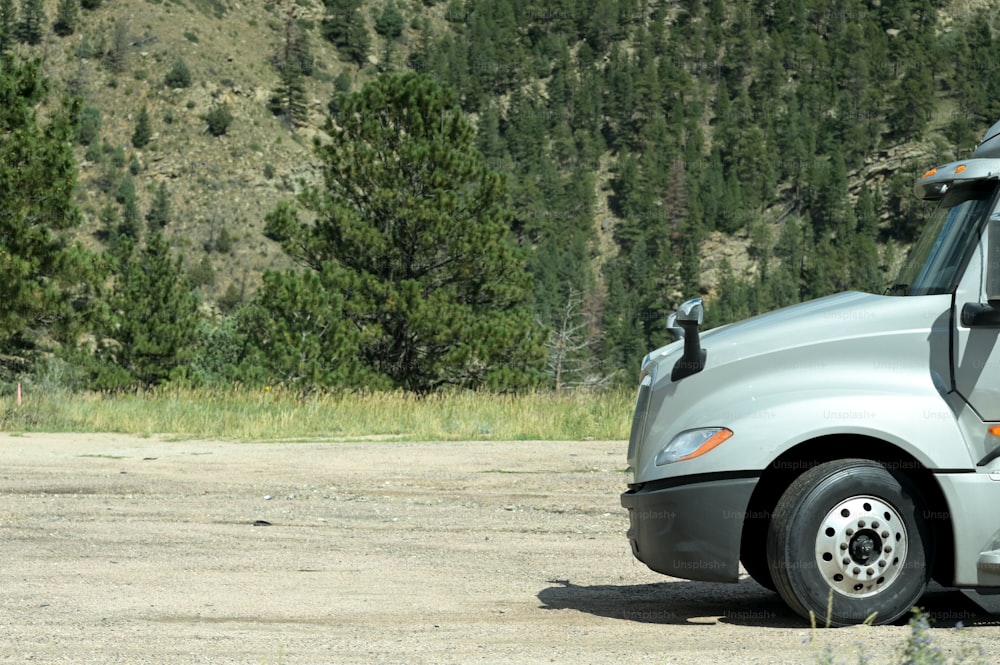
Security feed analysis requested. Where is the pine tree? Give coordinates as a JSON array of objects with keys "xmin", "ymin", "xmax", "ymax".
[
  {"xmin": 269, "ymin": 16, "xmax": 309, "ymax": 128},
  {"xmin": 146, "ymin": 181, "xmax": 171, "ymax": 232},
  {"xmin": 374, "ymin": 0, "xmax": 404, "ymax": 39},
  {"xmin": 52, "ymin": 0, "xmax": 77, "ymax": 36},
  {"xmin": 99, "ymin": 200, "xmax": 129, "ymax": 259},
  {"xmin": 0, "ymin": 55, "xmax": 96, "ymax": 351},
  {"xmin": 887, "ymin": 65, "xmax": 935, "ymax": 143},
  {"xmin": 271, "ymin": 63, "xmax": 308, "ymax": 127},
  {"xmin": 101, "ymin": 232, "xmax": 201, "ymax": 388},
  {"xmin": 264, "ymin": 72, "xmax": 546, "ymax": 391},
  {"xmin": 239, "ymin": 269, "xmax": 379, "ymax": 394},
  {"xmin": 0, "ymin": 0, "xmax": 15, "ymax": 53},
  {"xmin": 73, "ymin": 103, "xmax": 101, "ymax": 146},
  {"xmin": 443, "ymin": 0, "xmax": 465, "ymax": 24},
  {"xmin": 585, "ymin": 0, "xmax": 619, "ymax": 51},
  {"xmin": 466, "ymin": 2, "xmax": 523, "ymax": 96},
  {"xmin": 16, "ymin": 0, "xmax": 43, "ymax": 44},
  {"xmin": 131, "ymin": 105, "xmax": 151, "ymax": 148},
  {"xmin": 118, "ymin": 173, "xmax": 141, "ymax": 243},
  {"xmin": 105, "ymin": 19, "xmax": 130, "ymax": 74},
  {"xmin": 321, "ymin": 0, "xmax": 370, "ymax": 66}
]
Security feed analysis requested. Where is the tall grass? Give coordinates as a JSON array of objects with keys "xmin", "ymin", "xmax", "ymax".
[{"xmin": 0, "ymin": 385, "xmax": 635, "ymax": 441}]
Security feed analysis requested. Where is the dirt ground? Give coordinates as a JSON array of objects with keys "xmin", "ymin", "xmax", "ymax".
[{"xmin": 1, "ymin": 433, "xmax": 999, "ymax": 665}]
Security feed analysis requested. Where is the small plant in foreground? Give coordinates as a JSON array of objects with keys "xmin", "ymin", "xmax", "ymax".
[{"xmin": 812, "ymin": 608, "xmax": 987, "ymax": 665}]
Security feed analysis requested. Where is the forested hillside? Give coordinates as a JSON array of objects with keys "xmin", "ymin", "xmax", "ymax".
[{"xmin": 3, "ymin": 0, "xmax": 1000, "ymax": 393}]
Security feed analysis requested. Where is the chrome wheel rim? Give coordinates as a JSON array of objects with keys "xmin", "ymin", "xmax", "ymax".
[{"xmin": 814, "ymin": 495, "xmax": 908, "ymax": 599}]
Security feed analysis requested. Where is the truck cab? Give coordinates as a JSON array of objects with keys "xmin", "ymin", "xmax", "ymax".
[{"xmin": 621, "ymin": 119, "xmax": 1000, "ymax": 626}]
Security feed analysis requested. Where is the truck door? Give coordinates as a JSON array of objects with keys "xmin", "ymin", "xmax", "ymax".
[{"xmin": 953, "ymin": 187, "xmax": 1000, "ymax": 422}]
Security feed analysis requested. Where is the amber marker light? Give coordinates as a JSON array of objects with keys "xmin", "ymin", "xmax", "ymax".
[
  {"xmin": 988, "ymin": 425, "xmax": 1000, "ymax": 437},
  {"xmin": 677, "ymin": 427, "xmax": 734, "ymax": 461},
  {"xmin": 922, "ymin": 168, "xmax": 937, "ymax": 178},
  {"xmin": 955, "ymin": 164, "xmax": 967, "ymax": 174}
]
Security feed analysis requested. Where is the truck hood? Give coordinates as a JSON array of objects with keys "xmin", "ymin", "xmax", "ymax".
[{"xmin": 647, "ymin": 290, "xmax": 950, "ymax": 383}]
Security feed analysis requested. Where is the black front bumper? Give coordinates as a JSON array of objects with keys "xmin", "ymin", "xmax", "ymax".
[{"xmin": 620, "ymin": 475, "xmax": 758, "ymax": 583}]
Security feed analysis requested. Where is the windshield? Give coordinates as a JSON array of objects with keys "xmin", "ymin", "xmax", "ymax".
[{"xmin": 895, "ymin": 180, "xmax": 998, "ymax": 295}]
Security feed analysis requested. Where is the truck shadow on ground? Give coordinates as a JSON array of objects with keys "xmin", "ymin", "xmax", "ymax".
[{"xmin": 536, "ymin": 579, "xmax": 1000, "ymax": 628}]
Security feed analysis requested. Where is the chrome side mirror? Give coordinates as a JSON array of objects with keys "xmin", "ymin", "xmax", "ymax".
[{"xmin": 671, "ymin": 298, "xmax": 706, "ymax": 381}]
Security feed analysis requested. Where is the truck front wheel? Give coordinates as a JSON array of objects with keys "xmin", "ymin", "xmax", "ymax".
[{"xmin": 766, "ymin": 459, "xmax": 931, "ymax": 626}]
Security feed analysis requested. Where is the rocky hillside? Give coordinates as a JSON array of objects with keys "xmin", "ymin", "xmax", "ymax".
[
  {"xmin": 12, "ymin": 0, "xmax": 1000, "ymax": 366},
  {"xmin": 25, "ymin": 0, "xmax": 387, "ymax": 306}
]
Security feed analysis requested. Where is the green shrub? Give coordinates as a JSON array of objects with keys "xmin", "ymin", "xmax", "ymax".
[
  {"xmin": 164, "ymin": 59, "xmax": 192, "ymax": 88},
  {"xmin": 203, "ymin": 103, "xmax": 233, "ymax": 136}
]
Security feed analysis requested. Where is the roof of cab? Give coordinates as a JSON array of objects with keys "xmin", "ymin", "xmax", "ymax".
[
  {"xmin": 913, "ymin": 119, "xmax": 1000, "ymax": 200},
  {"xmin": 914, "ymin": 158, "xmax": 1000, "ymax": 200}
]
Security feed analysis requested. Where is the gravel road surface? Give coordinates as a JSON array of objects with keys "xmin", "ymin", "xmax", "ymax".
[{"xmin": 1, "ymin": 434, "xmax": 998, "ymax": 664}]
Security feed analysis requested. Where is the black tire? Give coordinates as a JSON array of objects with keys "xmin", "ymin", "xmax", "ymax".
[
  {"xmin": 766, "ymin": 459, "xmax": 932, "ymax": 626},
  {"xmin": 741, "ymin": 517, "xmax": 777, "ymax": 591}
]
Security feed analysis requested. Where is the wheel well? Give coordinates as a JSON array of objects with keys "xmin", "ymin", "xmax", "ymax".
[{"xmin": 739, "ymin": 434, "xmax": 955, "ymax": 586}]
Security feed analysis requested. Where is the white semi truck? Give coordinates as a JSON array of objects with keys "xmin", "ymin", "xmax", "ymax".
[{"xmin": 621, "ymin": 119, "xmax": 1000, "ymax": 626}]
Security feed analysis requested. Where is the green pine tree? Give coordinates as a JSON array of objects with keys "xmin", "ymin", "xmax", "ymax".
[
  {"xmin": 269, "ymin": 14, "xmax": 312, "ymax": 128},
  {"xmin": 321, "ymin": 0, "xmax": 370, "ymax": 66},
  {"xmin": 99, "ymin": 232, "xmax": 201, "ymax": 388},
  {"xmin": 104, "ymin": 19, "xmax": 130, "ymax": 74},
  {"xmin": 52, "ymin": 0, "xmax": 77, "ymax": 36},
  {"xmin": 0, "ymin": 55, "xmax": 96, "ymax": 352},
  {"xmin": 264, "ymin": 72, "xmax": 546, "ymax": 392},
  {"xmin": 131, "ymin": 105, "xmax": 151, "ymax": 148},
  {"xmin": 0, "ymin": 0, "xmax": 16, "ymax": 53},
  {"xmin": 146, "ymin": 181, "xmax": 171, "ymax": 232},
  {"xmin": 98, "ymin": 200, "xmax": 125, "ymax": 256},
  {"xmin": 73, "ymin": 103, "xmax": 101, "ymax": 146},
  {"xmin": 119, "ymin": 177, "xmax": 141, "ymax": 243},
  {"xmin": 374, "ymin": 0, "xmax": 404, "ymax": 40},
  {"xmin": 16, "ymin": 0, "xmax": 43, "ymax": 44},
  {"xmin": 239, "ymin": 269, "xmax": 379, "ymax": 394}
]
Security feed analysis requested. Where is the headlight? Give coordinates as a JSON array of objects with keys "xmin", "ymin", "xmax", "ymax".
[{"xmin": 655, "ymin": 427, "xmax": 733, "ymax": 465}]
